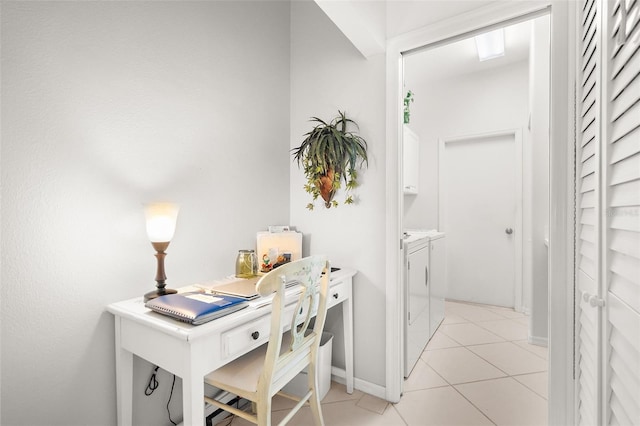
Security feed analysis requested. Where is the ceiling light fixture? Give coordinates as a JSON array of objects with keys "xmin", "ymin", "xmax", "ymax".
[{"xmin": 475, "ymin": 28, "xmax": 505, "ymax": 61}]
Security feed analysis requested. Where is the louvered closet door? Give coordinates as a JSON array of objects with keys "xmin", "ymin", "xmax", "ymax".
[
  {"xmin": 576, "ymin": 1, "xmax": 603, "ymax": 425},
  {"xmin": 602, "ymin": 0, "xmax": 640, "ymax": 424}
]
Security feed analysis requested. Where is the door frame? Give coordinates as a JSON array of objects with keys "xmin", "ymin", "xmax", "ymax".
[
  {"xmin": 384, "ymin": 2, "xmax": 577, "ymax": 425},
  {"xmin": 438, "ymin": 129, "xmax": 524, "ymax": 311}
]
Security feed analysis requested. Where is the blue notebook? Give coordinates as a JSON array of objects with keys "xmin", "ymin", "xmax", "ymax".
[{"xmin": 145, "ymin": 292, "xmax": 248, "ymax": 325}]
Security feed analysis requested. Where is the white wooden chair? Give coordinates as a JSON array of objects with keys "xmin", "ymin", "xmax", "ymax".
[{"xmin": 204, "ymin": 255, "xmax": 330, "ymax": 426}]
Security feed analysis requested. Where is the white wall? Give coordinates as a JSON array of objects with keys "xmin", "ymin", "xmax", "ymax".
[
  {"xmin": 290, "ymin": 1, "xmax": 387, "ymax": 390},
  {"xmin": 403, "ymin": 59, "xmax": 530, "ymax": 231},
  {"xmin": 0, "ymin": 2, "xmax": 291, "ymax": 425}
]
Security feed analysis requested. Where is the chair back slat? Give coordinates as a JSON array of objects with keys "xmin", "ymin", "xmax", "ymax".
[{"xmin": 255, "ymin": 256, "xmax": 329, "ymax": 397}]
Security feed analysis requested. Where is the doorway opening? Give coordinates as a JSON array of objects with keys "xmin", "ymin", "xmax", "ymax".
[
  {"xmin": 385, "ymin": 4, "xmax": 575, "ymax": 422},
  {"xmin": 399, "ymin": 9, "xmax": 550, "ymax": 400}
]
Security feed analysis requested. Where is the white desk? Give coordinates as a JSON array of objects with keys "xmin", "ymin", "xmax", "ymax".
[{"xmin": 107, "ymin": 268, "xmax": 355, "ymax": 426}]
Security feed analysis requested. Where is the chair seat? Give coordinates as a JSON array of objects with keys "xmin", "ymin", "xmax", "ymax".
[{"xmin": 205, "ymin": 333, "xmax": 311, "ymax": 396}]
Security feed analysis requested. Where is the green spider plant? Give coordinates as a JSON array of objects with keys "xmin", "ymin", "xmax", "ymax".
[{"xmin": 292, "ymin": 111, "xmax": 369, "ymax": 210}]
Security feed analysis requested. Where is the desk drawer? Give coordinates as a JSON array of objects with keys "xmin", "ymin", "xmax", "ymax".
[
  {"xmin": 222, "ymin": 315, "xmax": 271, "ymax": 359},
  {"xmin": 328, "ymin": 281, "xmax": 347, "ymax": 307},
  {"xmin": 221, "ymin": 283, "xmax": 347, "ymax": 360}
]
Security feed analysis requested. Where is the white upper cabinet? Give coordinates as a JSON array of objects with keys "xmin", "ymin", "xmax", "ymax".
[{"xmin": 403, "ymin": 125, "xmax": 419, "ymax": 194}]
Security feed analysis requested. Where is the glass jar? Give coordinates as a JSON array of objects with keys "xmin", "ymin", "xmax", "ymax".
[{"xmin": 235, "ymin": 249, "xmax": 258, "ymax": 278}]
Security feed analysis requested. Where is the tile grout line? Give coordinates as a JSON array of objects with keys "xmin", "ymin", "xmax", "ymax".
[
  {"xmin": 396, "ymin": 368, "xmax": 498, "ymax": 425},
  {"xmin": 424, "ymin": 303, "xmax": 549, "ymax": 425},
  {"xmin": 465, "ymin": 341, "xmax": 546, "ymax": 378},
  {"xmin": 427, "ymin": 305, "xmax": 503, "ymax": 424},
  {"xmin": 450, "ymin": 304, "xmax": 548, "ymax": 422},
  {"xmin": 472, "ymin": 318, "xmax": 531, "ymax": 340},
  {"xmin": 450, "ymin": 310, "xmax": 548, "ymax": 382},
  {"xmin": 512, "ymin": 340, "xmax": 549, "ymax": 361},
  {"xmin": 389, "ymin": 403, "xmax": 411, "ymax": 426},
  {"xmin": 450, "ymin": 382, "xmax": 499, "ymax": 426},
  {"xmin": 411, "ymin": 357, "xmax": 456, "ymax": 391},
  {"xmin": 416, "ymin": 345, "xmax": 501, "ymax": 426},
  {"xmin": 511, "ymin": 372, "xmax": 549, "ymax": 401},
  {"xmin": 438, "ymin": 321, "xmax": 510, "ymax": 344}
]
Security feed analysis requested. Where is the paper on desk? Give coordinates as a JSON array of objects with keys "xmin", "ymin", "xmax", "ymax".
[
  {"xmin": 194, "ymin": 275, "xmax": 252, "ymax": 291},
  {"xmin": 193, "ymin": 276, "xmax": 261, "ymax": 300}
]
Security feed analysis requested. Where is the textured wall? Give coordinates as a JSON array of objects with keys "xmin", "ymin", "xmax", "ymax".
[
  {"xmin": 290, "ymin": 1, "xmax": 387, "ymax": 388},
  {"xmin": 0, "ymin": 2, "xmax": 290, "ymax": 425}
]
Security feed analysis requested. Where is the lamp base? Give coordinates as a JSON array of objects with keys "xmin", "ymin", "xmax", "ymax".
[{"xmin": 144, "ymin": 287, "xmax": 177, "ymax": 302}]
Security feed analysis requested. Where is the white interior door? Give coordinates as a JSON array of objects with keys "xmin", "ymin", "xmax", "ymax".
[
  {"xmin": 439, "ymin": 130, "xmax": 522, "ymax": 308},
  {"xmin": 602, "ymin": 0, "xmax": 640, "ymax": 423},
  {"xmin": 575, "ymin": 0, "xmax": 601, "ymax": 423},
  {"xmin": 574, "ymin": 0, "xmax": 640, "ymax": 424}
]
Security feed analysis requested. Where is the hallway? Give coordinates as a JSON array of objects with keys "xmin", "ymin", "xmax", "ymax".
[
  {"xmin": 397, "ymin": 300, "xmax": 548, "ymax": 425},
  {"xmin": 228, "ymin": 300, "xmax": 548, "ymax": 425}
]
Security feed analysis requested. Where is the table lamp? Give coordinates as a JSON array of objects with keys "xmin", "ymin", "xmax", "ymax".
[{"xmin": 143, "ymin": 202, "xmax": 179, "ymax": 302}]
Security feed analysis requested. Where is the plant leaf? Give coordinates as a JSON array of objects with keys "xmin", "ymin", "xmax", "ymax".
[{"xmin": 291, "ymin": 109, "xmax": 369, "ymax": 209}]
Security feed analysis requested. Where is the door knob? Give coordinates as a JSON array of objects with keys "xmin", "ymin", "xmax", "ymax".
[
  {"xmin": 581, "ymin": 292, "xmax": 604, "ymax": 308},
  {"xmin": 588, "ymin": 295, "xmax": 605, "ymax": 308},
  {"xmin": 505, "ymin": 228, "xmax": 513, "ymax": 235}
]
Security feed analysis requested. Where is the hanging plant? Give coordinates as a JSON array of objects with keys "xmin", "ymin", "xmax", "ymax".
[
  {"xmin": 404, "ymin": 90, "xmax": 414, "ymax": 124},
  {"xmin": 292, "ymin": 111, "xmax": 369, "ymax": 210}
]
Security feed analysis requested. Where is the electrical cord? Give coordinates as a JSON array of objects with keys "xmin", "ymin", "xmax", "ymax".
[
  {"xmin": 145, "ymin": 366, "xmax": 159, "ymax": 396},
  {"xmin": 167, "ymin": 373, "xmax": 177, "ymax": 426},
  {"xmin": 145, "ymin": 365, "xmax": 177, "ymax": 425}
]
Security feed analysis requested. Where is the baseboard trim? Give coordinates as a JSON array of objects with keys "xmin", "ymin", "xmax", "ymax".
[
  {"xmin": 331, "ymin": 367, "xmax": 387, "ymax": 400},
  {"xmin": 528, "ymin": 334, "xmax": 548, "ymax": 347}
]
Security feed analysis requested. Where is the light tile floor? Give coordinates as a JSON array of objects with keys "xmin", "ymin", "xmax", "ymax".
[{"xmin": 227, "ymin": 300, "xmax": 548, "ymax": 425}]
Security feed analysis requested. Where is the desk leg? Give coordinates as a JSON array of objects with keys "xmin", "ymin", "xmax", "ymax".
[
  {"xmin": 343, "ymin": 295, "xmax": 354, "ymax": 394},
  {"xmin": 114, "ymin": 316, "xmax": 133, "ymax": 426},
  {"xmin": 182, "ymin": 364, "xmax": 205, "ymax": 426}
]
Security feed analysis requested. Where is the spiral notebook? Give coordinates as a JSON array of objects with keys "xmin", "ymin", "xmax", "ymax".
[{"xmin": 145, "ymin": 292, "xmax": 248, "ymax": 325}]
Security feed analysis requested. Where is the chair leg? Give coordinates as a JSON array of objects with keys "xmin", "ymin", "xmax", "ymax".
[
  {"xmin": 309, "ymin": 392, "xmax": 324, "ymax": 426},
  {"xmin": 256, "ymin": 396, "xmax": 272, "ymax": 426},
  {"xmin": 308, "ymin": 370, "xmax": 325, "ymax": 426}
]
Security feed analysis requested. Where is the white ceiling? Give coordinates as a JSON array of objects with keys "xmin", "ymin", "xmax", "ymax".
[
  {"xmin": 315, "ymin": 0, "xmax": 500, "ymax": 58},
  {"xmin": 386, "ymin": 0, "xmax": 497, "ymax": 38},
  {"xmin": 404, "ymin": 18, "xmax": 532, "ymax": 84}
]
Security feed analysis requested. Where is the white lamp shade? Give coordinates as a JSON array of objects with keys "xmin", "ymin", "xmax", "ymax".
[
  {"xmin": 475, "ymin": 28, "xmax": 505, "ymax": 61},
  {"xmin": 144, "ymin": 202, "xmax": 179, "ymax": 242}
]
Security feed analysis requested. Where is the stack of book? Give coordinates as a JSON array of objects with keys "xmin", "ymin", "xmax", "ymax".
[{"xmin": 145, "ymin": 292, "xmax": 248, "ymax": 325}]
